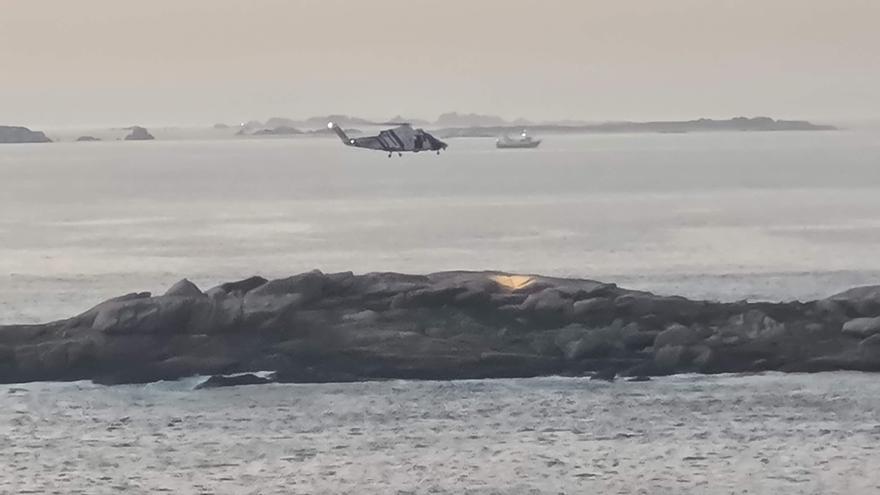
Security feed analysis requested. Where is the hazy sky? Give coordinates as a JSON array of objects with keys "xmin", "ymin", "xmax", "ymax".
[{"xmin": 2, "ymin": 0, "xmax": 878, "ymax": 127}]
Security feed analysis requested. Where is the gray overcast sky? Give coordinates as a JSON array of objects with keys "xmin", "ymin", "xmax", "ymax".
[{"xmin": 1, "ymin": 0, "xmax": 878, "ymax": 127}]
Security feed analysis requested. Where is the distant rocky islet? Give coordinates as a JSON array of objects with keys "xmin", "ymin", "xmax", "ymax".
[
  {"xmin": 0, "ymin": 125, "xmax": 52, "ymax": 143},
  {"xmin": 123, "ymin": 126, "xmax": 155, "ymax": 141},
  {"xmin": 0, "ymin": 125, "xmax": 161, "ymax": 143}
]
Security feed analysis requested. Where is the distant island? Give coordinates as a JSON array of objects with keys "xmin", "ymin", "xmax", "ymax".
[
  {"xmin": 232, "ymin": 115, "xmax": 835, "ymax": 138},
  {"xmin": 434, "ymin": 117, "xmax": 836, "ymax": 138},
  {"xmin": 124, "ymin": 126, "xmax": 155, "ymax": 141},
  {"xmin": 251, "ymin": 126, "xmax": 303, "ymax": 136},
  {"xmin": 237, "ymin": 113, "xmax": 516, "ymax": 131},
  {"xmin": 435, "ymin": 112, "xmax": 509, "ymax": 127},
  {"xmin": 0, "ymin": 125, "xmax": 52, "ymax": 144}
]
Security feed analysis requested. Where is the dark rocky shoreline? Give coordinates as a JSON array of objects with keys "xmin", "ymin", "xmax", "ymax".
[{"xmin": 2, "ymin": 270, "xmax": 879, "ymax": 386}]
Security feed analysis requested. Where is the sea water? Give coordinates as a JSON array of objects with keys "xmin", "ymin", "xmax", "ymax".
[
  {"xmin": 3, "ymin": 130, "xmax": 880, "ymax": 493},
  {"xmin": 2, "ymin": 130, "xmax": 880, "ymax": 324},
  {"xmin": 2, "ymin": 373, "xmax": 880, "ymax": 494}
]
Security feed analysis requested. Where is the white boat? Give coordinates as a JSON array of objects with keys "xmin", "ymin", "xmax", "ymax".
[{"xmin": 496, "ymin": 130, "xmax": 541, "ymax": 149}]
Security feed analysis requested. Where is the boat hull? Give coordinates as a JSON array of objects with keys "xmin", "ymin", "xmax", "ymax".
[{"xmin": 496, "ymin": 140, "xmax": 541, "ymax": 149}]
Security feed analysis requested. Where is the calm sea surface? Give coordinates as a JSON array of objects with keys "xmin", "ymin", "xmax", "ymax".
[
  {"xmin": 2, "ymin": 130, "xmax": 880, "ymax": 324},
  {"xmin": 3, "ymin": 131, "xmax": 880, "ymax": 493}
]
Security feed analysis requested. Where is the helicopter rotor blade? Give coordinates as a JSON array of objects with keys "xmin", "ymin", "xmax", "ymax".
[{"xmin": 366, "ymin": 121, "xmax": 411, "ymax": 127}]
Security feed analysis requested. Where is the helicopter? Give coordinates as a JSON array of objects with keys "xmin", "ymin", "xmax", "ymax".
[{"xmin": 328, "ymin": 121, "xmax": 448, "ymax": 157}]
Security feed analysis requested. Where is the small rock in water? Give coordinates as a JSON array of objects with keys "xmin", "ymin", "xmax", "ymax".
[
  {"xmin": 195, "ymin": 373, "xmax": 273, "ymax": 389},
  {"xmin": 590, "ymin": 368, "xmax": 616, "ymax": 382}
]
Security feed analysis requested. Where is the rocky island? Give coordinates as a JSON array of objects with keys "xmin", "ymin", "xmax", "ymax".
[
  {"xmin": 0, "ymin": 125, "xmax": 52, "ymax": 143},
  {"xmin": 123, "ymin": 126, "xmax": 155, "ymax": 141},
  {"xmin": 1, "ymin": 270, "xmax": 878, "ymax": 386}
]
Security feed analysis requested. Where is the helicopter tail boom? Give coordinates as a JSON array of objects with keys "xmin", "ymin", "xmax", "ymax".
[{"xmin": 328, "ymin": 122, "xmax": 354, "ymax": 145}]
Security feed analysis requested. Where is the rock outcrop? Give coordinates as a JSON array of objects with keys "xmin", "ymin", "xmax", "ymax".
[
  {"xmin": 124, "ymin": 126, "xmax": 155, "ymax": 141},
  {"xmin": 252, "ymin": 126, "xmax": 302, "ymax": 136},
  {"xmin": 1, "ymin": 271, "xmax": 879, "ymax": 385},
  {"xmin": 842, "ymin": 317, "xmax": 880, "ymax": 338},
  {"xmin": 76, "ymin": 136, "xmax": 101, "ymax": 142},
  {"xmin": 0, "ymin": 126, "xmax": 52, "ymax": 144}
]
